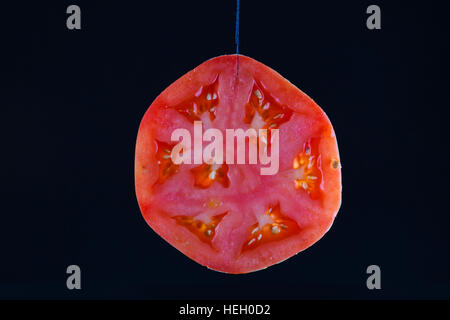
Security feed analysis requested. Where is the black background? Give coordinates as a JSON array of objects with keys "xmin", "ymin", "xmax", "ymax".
[{"xmin": 1, "ymin": 0, "xmax": 449, "ymax": 299}]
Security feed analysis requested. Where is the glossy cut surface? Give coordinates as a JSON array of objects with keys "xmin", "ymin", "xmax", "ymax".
[{"xmin": 135, "ymin": 55, "xmax": 341, "ymax": 273}]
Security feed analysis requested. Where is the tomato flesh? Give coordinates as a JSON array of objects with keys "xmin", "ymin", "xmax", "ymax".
[{"xmin": 135, "ymin": 55, "xmax": 342, "ymax": 274}]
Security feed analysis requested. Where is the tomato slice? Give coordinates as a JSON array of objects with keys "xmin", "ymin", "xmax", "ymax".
[{"xmin": 135, "ymin": 55, "xmax": 342, "ymax": 274}]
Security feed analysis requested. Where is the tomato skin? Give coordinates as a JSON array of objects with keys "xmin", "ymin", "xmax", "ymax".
[{"xmin": 135, "ymin": 55, "xmax": 341, "ymax": 274}]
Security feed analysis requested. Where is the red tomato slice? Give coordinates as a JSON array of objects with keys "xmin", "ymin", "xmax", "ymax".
[{"xmin": 135, "ymin": 55, "xmax": 342, "ymax": 274}]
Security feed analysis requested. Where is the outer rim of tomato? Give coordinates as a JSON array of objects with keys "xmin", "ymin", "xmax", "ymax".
[{"xmin": 135, "ymin": 54, "xmax": 342, "ymax": 274}]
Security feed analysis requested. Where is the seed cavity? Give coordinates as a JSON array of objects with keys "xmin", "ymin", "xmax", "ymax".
[
  {"xmin": 173, "ymin": 212, "xmax": 227, "ymax": 246},
  {"xmin": 292, "ymin": 140, "xmax": 323, "ymax": 199},
  {"xmin": 155, "ymin": 140, "xmax": 180, "ymax": 184},
  {"xmin": 244, "ymin": 82, "xmax": 293, "ymax": 148},
  {"xmin": 191, "ymin": 163, "xmax": 230, "ymax": 189},
  {"xmin": 170, "ymin": 75, "xmax": 219, "ymax": 122},
  {"xmin": 242, "ymin": 203, "xmax": 300, "ymax": 252}
]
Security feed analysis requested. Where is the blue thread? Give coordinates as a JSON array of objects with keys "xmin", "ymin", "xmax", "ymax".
[{"xmin": 235, "ymin": 0, "xmax": 240, "ymax": 55}]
